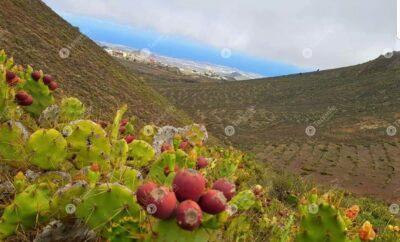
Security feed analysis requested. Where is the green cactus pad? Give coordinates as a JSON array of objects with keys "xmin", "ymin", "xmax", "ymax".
[
  {"xmin": 66, "ymin": 120, "xmax": 111, "ymax": 169},
  {"xmin": 76, "ymin": 183, "xmax": 140, "ymax": 233},
  {"xmin": 127, "ymin": 140, "xmax": 155, "ymax": 167},
  {"xmin": 104, "ymin": 216, "xmax": 144, "ymax": 242},
  {"xmin": 0, "ymin": 183, "xmax": 52, "ymax": 239},
  {"xmin": 28, "ymin": 129, "xmax": 67, "ymax": 170},
  {"xmin": 20, "ymin": 66, "xmax": 55, "ymax": 117},
  {"xmin": 111, "ymin": 139, "xmax": 129, "ymax": 167},
  {"xmin": 0, "ymin": 121, "xmax": 27, "ymax": 167},
  {"xmin": 296, "ymin": 203, "xmax": 347, "ymax": 242},
  {"xmin": 51, "ymin": 181, "xmax": 89, "ymax": 218},
  {"xmin": 59, "ymin": 97, "xmax": 85, "ymax": 122},
  {"xmin": 108, "ymin": 166, "xmax": 141, "ymax": 191}
]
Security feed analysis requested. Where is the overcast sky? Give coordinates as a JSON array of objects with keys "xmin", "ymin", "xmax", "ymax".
[{"xmin": 43, "ymin": 0, "xmax": 398, "ymax": 69}]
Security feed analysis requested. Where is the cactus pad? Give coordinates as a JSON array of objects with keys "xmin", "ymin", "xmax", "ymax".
[
  {"xmin": 59, "ymin": 97, "xmax": 85, "ymax": 122},
  {"xmin": 66, "ymin": 120, "xmax": 111, "ymax": 169},
  {"xmin": 28, "ymin": 129, "xmax": 67, "ymax": 170}
]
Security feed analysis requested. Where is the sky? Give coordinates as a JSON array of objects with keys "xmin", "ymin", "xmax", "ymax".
[{"xmin": 43, "ymin": 0, "xmax": 398, "ymax": 77}]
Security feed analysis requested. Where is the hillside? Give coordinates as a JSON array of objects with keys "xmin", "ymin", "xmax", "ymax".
[
  {"xmin": 137, "ymin": 52, "xmax": 400, "ymax": 201},
  {"xmin": 0, "ymin": 0, "xmax": 191, "ymax": 126}
]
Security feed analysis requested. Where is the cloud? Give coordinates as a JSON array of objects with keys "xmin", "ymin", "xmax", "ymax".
[{"xmin": 43, "ymin": 0, "xmax": 397, "ymax": 69}]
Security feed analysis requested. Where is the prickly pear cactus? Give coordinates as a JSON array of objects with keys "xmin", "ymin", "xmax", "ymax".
[
  {"xmin": 0, "ymin": 183, "xmax": 52, "ymax": 239},
  {"xmin": 19, "ymin": 66, "xmax": 55, "ymax": 117},
  {"xmin": 108, "ymin": 166, "xmax": 141, "ymax": 190},
  {"xmin": 28, "ymin": 129, "xmax": 67, "ymax": 170},
  {"xmin": 111, "ymin": 139, "xmax": 129, "ymax": 167},
  {"xmin": 59, "ymin": 97, "xmax": 85, "ymax": 122},
  {"xmin": 104, "ymin": 216, "xmax": 144, "ymax": 242},
  {"xmin": 51, "ymin": 181, "xmax": 88, "ymax": 218},
  {"xmin": 296, "ymin": 202, "xmax": 347, "ymax": 242},
  {"xmin": 0, "ymin": 121, "xmax": 28, "ymax": 167},
  {"xmin": 76, "ymin": 183, "xmax": 140, "ymax": 233},
  {"xmin": 127, "ymin": 140, "xmax": 155, "ymax": 167},
  {"xmin": 65, "ymin": 120, "xmax": 111, "ymax": 169}
]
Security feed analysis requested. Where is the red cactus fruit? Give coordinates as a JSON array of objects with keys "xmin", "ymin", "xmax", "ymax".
[
  {"xmin": 179, "ymin": 140, "xmax": 190, "ymax": 150},
  {"xmin": 90, "ymin": 163, "xmax": 100, "ymax": 172},
  {"xmin": 212, "ymin": 179, "xmax": 236, "ymax": 201},
  {"xmin": 146, "ymin": 186, "xmax": 177, "ymax": 219},
  {"xmin": 196, "ymin": 157, "xmax": 208, "ymax": 169},
  {"xmin": 120, "ymin": 119, "xmax": 129, "ymax": 126},
  {"xmin": 48, "ymin": 81, "xmax": 58, "ymax": 90},
  {"xmin": 43, "ymin": 75, "xmax": 54, "ymax": 85},
  {"xmin": 15, "ymin": 91, "xmax": 29, "ymax": 102},
  {"xmin": 119, "ymin": 125, "xmax": 126, "ymax": 134},
  {"xmin": 198, "ymin": 189, "xmax": 227, "ymax": 214},
  {"xmin": 18, "ymin": 95, "xmax": 33, "ymax": 106},
  {"xmin": 6, "ymin": 71, "xmax": 16, "ymax": 81},
  {"xmin": 173, "ymin": 169, "xmax": 206, "ymax": 202},
  {"xmin": 176, "ymin": 200, "xmax": 203, "ymax": 231},
  {"xmin": 161, "ymin": 143, "xmax": 173, "ymax": 153},
  {"xmin": 124, "ymin": 134, "xmax": 135, "ymax": 144},
  {"xmin": 136, "ymin": 182, "xmax": 158, "ymax": 207},
  {"xmin": 31, "ymin": 71, "xmax": 41, "ymax": 81}
]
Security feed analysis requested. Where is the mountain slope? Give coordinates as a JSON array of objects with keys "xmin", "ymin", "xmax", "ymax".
[
  {"xmin": 0, "ymin": 0, "xmax": 190, "ymax": 126},
  {"xmin": 144, "ymin": 52, "xmax": 400, "ymax": 200}
]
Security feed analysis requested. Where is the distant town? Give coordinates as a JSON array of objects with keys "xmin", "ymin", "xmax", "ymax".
[{"xmin": 100, "ymin": 43, "xmax": 263, "ymax": 81}]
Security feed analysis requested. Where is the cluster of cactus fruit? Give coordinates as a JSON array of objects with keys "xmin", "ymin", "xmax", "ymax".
[{"xmin": 0, "ymin": 50, "xmax": 398, "ymax": 241}]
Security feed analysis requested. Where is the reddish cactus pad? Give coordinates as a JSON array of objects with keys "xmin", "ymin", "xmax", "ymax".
[
  {"xmin": 173, "ymin": 169, "xmax": 206, "ymax": 202},
  {"xmin": 199, "ymin": 189, "xmax": 227, "ymax": 214},
  {"xmin": 176, "ymin": 200, "xmax": 203, "ymax": 231},
  {"xmin": 212, "ymin": 179, "xmax": 236, "ymax": 201}
]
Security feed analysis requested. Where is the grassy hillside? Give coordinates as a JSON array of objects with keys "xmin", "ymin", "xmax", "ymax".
[
  {"xmin": 123, "ymin": 52, "xmax": 400, "ymax": 201},
  {"xmin": 0, "ymin": 0, "xmax": 191, "ymax": 126}
]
